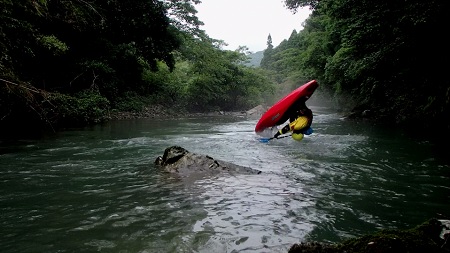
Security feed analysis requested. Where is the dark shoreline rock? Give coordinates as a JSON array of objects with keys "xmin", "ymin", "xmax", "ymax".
[{"xmin": 288, "ymin": 218, "xmax": 449, "ymax": 253}]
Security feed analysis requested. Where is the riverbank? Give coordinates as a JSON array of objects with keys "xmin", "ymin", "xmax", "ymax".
[
  {"xmin": 108, "ymin": 104, "xmax": 261, "ymax": 120},
  {"xmin": 108, "ymin": 104, "xmax": 372, "ymax": 122}
]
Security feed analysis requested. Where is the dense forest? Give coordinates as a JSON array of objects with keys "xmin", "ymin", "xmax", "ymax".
[
  {"xmin": 1, "ymin": 0, "xmax": 449, "ymax": 142},
  {"xmin": 263, "ymin": 0, "xmax": 450, "ymax": 138},
  {"xmin": 0, "ymin": 0, "xmax": 274, "ymax": 137}
]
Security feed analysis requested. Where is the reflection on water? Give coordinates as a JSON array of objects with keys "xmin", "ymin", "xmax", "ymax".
[{"xmin": 0, "ymin": 106, "xmax": 449, "ymax": 252}]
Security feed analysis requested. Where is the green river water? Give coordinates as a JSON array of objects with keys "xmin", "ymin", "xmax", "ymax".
[{"xmin": 1, "ymin": 106, "xmax": 448, "ymax": 253}]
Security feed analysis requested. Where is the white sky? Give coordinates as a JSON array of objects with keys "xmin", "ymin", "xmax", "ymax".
[{"xmin": 195, "ymin": 0, "xmax": 312, "ymax": 52}]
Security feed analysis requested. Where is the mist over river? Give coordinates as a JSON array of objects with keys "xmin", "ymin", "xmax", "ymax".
[{"xmin": 1, "ymin": 105, "xmax": 448, "ymax": 253}]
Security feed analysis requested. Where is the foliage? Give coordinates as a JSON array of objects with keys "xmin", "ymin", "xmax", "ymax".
[
  {"xmin": 1, "ymin": 0, "xmax": 277, "ymax": 136},
  {"xmin": 260, "ymin": 0, "xmax": 450, "ymax": 134},
  {"xmin": 260, "ymin": 34, "xmax": 274, "ymax": 70},
  {"xmin": 0, "ymin": 79, "xmax": 53, "ymax": 133},
  {"xmin": 140, "ymin": 60, "xmax": 190, "ymax": 107},
  {"xmin": 44, "ymin": 91, "xmax": 110, "ymax": 127},
  {"xmin": 37, "ymin": 35, "xmax": 69, "ymax": 56},
  {"xmin": 284, "ymin": 0, "xmax": 320, "ymax": 11},
  {"xmin": 150, "ymin": 41, "xmax": 273, "ymax": 114},
  {"xmin": 0, "ymin": 0, "xmax": 181, "ymax": 99},
  {"xmin": 17, "ymin": 0, "xmax": 449, "ymax": 139},
  {"xmin": 162, "ymin": 0, "xmax": 204, "ymax": 36},
  {"xmin": 0, "ymin": 79, "xmax": 109, "ymax": 135}
]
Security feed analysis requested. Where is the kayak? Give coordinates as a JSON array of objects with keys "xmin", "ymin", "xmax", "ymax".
[{"xmin": 255, "ymin": 80, "xmax": 318, "ymax": 134}]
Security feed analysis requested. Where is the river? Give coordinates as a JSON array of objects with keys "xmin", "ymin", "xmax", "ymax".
[{"xmin": 1, "ymin": 106, "xmax": 448, "ymax": 253}]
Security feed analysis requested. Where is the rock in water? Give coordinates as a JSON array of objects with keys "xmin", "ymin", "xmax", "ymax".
[{"xmin": 155, "ymin": 146, "xmax": 261, "ymax": 179}]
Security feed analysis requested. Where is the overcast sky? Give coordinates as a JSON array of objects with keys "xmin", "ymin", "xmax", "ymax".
[{"xmin": 195, "ymin": 0, "xmax": 312, "ymax": 52}]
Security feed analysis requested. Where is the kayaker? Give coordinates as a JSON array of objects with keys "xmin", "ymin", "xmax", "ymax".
[{"xmin": 273, "ymin": 97, "xmax": 313, "ymax": 141}]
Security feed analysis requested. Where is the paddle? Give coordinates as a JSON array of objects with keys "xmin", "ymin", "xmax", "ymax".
[
  {"xmin": 258, "ymin": 127, "xmax": 313, "ymax": 143},
  {"xmin": 258, "ymin": 134, "xmax": 291, "ymax": 143}
]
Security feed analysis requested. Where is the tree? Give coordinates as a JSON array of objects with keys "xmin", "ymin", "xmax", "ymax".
[
  {"xmin": 283, "ymin": 0, "xmax": 320, "ymax": 11},
  {"xmin": 270, "ymin": 0, "xmax": 450, "ymax": 135},
  {"xmin": 260, "ymin": 34, "xmax": 274, "ymax": 69},
  {"xmin": 163, "ymin": 0, "xmax": 204, "ymax": 36},
  {"xmin": 0, "ymin": 0, "xmax": 278, "ymax": 135},
  {"xmin": 0, "ymin": 0, "xmax": 182, "ymax": 131}
]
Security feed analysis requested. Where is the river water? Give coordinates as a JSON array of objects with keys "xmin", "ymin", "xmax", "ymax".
[{"xmin": 1, "ymin": 106, "xmax": 448, "ymax": 253}]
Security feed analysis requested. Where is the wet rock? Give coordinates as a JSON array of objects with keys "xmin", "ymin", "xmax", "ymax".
[
  {"xmin": 288, "ymin": 218, "xmax": 450, "ymax": 253},
  {"xmin": 155, "ymin": 146, "xmax": 261, "ymax": 179},
  {"xmin": 246, "ymin": 105, "xmax": 267, "ymax": 119}
]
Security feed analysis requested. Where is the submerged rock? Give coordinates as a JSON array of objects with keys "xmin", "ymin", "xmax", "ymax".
[{"xmin": 155, "ymin": 146, "xmax": 261, "ymax": 179}]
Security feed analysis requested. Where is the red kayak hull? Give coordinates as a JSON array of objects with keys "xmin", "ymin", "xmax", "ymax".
[{"xmin": 255, "ymin": 80, "xmax": 319, "ymax": 133}]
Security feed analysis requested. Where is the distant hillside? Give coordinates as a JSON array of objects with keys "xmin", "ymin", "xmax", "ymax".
[{"xmin": 243, "ymin": 50, "xmax": 264, "ymax": 67}]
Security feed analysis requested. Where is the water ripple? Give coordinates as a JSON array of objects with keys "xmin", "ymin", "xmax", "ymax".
[{"xmin": 1, "ymin": 113, "xmax": 449, "ymax": 252}]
